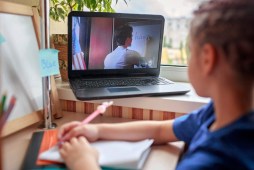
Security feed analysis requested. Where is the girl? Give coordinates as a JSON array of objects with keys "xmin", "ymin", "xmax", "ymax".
[{"xmin": 58, "ymin": 0, "xmax": 254, "ymax": 169}]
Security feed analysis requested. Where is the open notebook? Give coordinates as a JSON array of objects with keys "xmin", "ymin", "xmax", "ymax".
[
  {"xmin": 39, "ymin": 139, "xmax": 153, "ymax": 170},
  {"xmin": 36, "ymin": 130, "xmax": 154, "ymax": 170}
]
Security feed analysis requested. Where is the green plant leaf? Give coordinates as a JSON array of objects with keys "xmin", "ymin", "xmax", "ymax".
[{"xmin": 49, "ymin": 0, "xmax": 129, "ymax": 21}]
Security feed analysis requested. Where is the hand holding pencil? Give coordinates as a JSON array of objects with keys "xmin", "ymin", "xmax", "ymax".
[{"xmin": 58, "ymin": 101, "xmax": 113, "ymax": 143}]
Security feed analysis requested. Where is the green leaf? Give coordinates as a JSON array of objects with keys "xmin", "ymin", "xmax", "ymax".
[
  {"xmin": 60, "ymin": 1, "xmax": 65, "ymax": 6},
  {"xmin": 49, "ymin": 0, "xmax": 129, "ymax": 21}
]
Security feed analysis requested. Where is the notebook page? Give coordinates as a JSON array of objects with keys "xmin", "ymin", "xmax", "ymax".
[{"xmin": 39, "ymin": 139, "xmax": 154, "ymax": 169}]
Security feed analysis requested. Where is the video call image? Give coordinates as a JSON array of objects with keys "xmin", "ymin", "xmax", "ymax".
[{"xmin": 72, "ymin": 16, "xmax": 162, "ymax": 70}]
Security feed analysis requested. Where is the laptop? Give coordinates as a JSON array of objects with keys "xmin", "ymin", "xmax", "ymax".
[{"xmin": 68, "ymin": 11, "xmax": 190, "ymax": 100}]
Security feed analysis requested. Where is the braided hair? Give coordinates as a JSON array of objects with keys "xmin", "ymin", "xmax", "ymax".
[{"xmin": 190, "ymin": 0, "xmax": 254, "ymax": 80}]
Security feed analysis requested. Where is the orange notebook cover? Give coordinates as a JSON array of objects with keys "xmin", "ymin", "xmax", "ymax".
[
  {"xmin": 36, "ymin": 129, "xmax": 62, "ymax": 165},
  {"xmin": 21, "ymin": 130, "xmax": 66, "ymax": 169}
]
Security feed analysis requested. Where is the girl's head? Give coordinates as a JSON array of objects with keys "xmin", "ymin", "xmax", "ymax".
[{"xmin": 189, "ymin": 0, "xmax": 254, "ymax": 97}]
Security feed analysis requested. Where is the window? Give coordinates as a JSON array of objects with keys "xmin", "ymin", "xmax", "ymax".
[{"xmin": 113, "ymin": 0, "xmax": 206, "ymax": 82}]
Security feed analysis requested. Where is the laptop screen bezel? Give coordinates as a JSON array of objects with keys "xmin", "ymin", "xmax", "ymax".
[{"xmin": 68, "ymin": 11, "xmax": 165, "ymax": 79}]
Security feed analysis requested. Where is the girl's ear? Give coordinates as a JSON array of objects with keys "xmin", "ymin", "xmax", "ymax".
[{"xmin": 200, "ymin": 43, "xmax": 217, "ymax": 76}]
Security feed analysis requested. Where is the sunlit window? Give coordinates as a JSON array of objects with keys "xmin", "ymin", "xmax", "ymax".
[{"xmin": 112, "ymin": 0, "xmax": 206, "ymax": 66}]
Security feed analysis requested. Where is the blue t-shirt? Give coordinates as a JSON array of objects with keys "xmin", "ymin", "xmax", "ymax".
[{"xmin": 173, "ymin": 101, "xmax": 254, "ymax": 170}]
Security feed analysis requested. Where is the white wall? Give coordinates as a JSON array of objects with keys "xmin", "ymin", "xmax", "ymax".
[
  {"xmin": 0, "ymin": 0, "xmax": 67, "ymax": 34},
  {"xmin": 129, "ymin": 24, "xmax": 161, "ymax": 68}
]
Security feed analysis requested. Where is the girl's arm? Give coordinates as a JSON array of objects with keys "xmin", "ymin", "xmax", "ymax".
[
  {"xmin": 97, "ymin": 120, "xmax": 178, "ymax": 144},
  {"xmin": 59, "ymin": 120, "xmax": 179, "ymax": 145}
]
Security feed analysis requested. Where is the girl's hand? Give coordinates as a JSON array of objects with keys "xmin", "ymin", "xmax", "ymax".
[
  {"xmin": 58, "ymin": 121, "xmax": 99, "ymax": 142},
  {"xmin": 59, "ymin": 137, "xmax": 99, "ymax": 170}
]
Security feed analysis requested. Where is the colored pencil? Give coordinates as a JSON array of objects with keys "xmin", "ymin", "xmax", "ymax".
[
  {"xmin": 0, "ymin": 92, "xmax": 7, "ymax": 115},
  {"xmin": 0, "ymin": 96, "xmax": 16, "ymax": 129},
  {"xmin": 81, "ymin": 101, "xmax": 113, "ymax": 124}
]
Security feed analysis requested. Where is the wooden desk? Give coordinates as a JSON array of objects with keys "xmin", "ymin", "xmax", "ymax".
[{"xmin": 2, "ymin": 112, "xmax": 184, "ymax": 170}]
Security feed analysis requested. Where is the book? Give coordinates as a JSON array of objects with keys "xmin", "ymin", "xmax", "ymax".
[
  {"xmin": 22, "ymin": 130, "xmax": 153, "ymax": 170},
  {"xmin": 21, "ymin": 131, "xmax": 66, "ymax": 170}
]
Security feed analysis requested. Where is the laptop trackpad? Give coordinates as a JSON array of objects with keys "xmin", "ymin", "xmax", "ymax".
[{"xmin": 108, "ymin": 87, "xmax": 140, "ymax": 93}]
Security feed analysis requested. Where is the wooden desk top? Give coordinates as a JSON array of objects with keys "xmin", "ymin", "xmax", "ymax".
[{"xmin": 2, "ymin": 112, "xmax": 184, "ymax": 170}]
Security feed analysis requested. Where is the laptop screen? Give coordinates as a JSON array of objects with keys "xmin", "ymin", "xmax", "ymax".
[{"xmin": 68, "ymin": 12, "xmax": 164, "ymax": 78}]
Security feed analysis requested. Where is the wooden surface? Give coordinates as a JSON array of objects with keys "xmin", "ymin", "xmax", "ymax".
[
  {"xmin": 2, "ymin": 112, "xmax": 184, "ymax": 170},
  {"xmin": 56, "ymin": 79, "xmax": 209, "ymax": 113}
]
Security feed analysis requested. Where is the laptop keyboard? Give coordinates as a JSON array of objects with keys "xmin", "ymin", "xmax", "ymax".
[{"xmin": 72, "ymin": 77, "xmax": 173, "ymax": 89}]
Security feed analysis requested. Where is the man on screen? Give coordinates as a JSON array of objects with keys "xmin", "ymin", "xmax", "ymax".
[{"xmin": 104, "ymin": 24, "xmax": 148, "ymax": 69}]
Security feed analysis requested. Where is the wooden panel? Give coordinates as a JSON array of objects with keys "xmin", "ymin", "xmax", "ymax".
[
  {"xmin": 76, "ymin": 101, "xmax": 84, "ymax": 113},
  {"xmin": 122, "ymin": 107, "xmax": 133, "ymax": 119},
  {"xmin": 60, "ymin": 100, "xmax": 186, "ymax": 120},
  {"xmin": 143, "ymin": 109, "xmax": 151, "ymax": 120},
  {"xmin": 60, "ymin": 100, "xmax": 67, "ymax": 111},
  {"xmin": 84, "ymin": 102, "xmax": 94, "ymax": 114},
  {"xmin": 111, "ymin": 106, "xmax": 121, "ymax": 118},
  {"xmin": 50, "ymin": 76, "xmax": 62, "ymax": 119},
  {"xmin": 163, "ymin": 112, "xmax": 175, "ymax": 120},
  {"xmin": 103, "ymin": 105, "xmax": 112, "ymax": 117},
  {"xmin": 0, "ymin": 1, "xmax": 33, "ymax": 16},
  {"xmin": 151, "ymin": 110, "xmax": 164, "ymax": 120},
  {"xmin": 66, "ymin": 100, "xmax": 76, "ymax": 112},
  {"xmin": 132, "ymin": 108, "xmax": 143, "ymax": 120},
  {"xmin": 2, "ymin": 110, "xmax": 42, "ymax": 137},
  {"xmin": 32, "ymin": 7, "xmax": 41, "ymax": 48}
]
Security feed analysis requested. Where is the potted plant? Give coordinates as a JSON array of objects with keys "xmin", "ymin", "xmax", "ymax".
[{"xmin": 50, "ymin": 0, "xmax": 128, "ymax": 81}]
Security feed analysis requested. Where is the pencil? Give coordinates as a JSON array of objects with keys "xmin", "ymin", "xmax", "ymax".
[
  {"xmin": 0, "ymin": 92, "xmax": 7, "ymax": 115},
  {"xmin": 0, "ymin": 96, "xmax": 16, "ymax": 129},
  {"xmin": 82, "ymin": 101, "xmax": 113, "ymax": 124},
  {"xmin": 58, "ymin": 101, "xmax": 113, "ymax": 145}
]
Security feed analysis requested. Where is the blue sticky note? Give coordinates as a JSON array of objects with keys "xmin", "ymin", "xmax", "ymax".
[
  {"xmin": 39, "ymin": 49, "xmax": 60, "ymax": 77},
  {"xmin": 0, "ymin": 33, "xmax": 5, "ymax": 44}
]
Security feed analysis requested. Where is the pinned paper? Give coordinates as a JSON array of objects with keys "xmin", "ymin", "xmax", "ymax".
[
  {"xmin": 39, "ymin": 49, "xmax": 60, "ymax": 77},
  {"xmin": 0, "ymin": 33, "xmax": 5, "ymax": 44}
]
